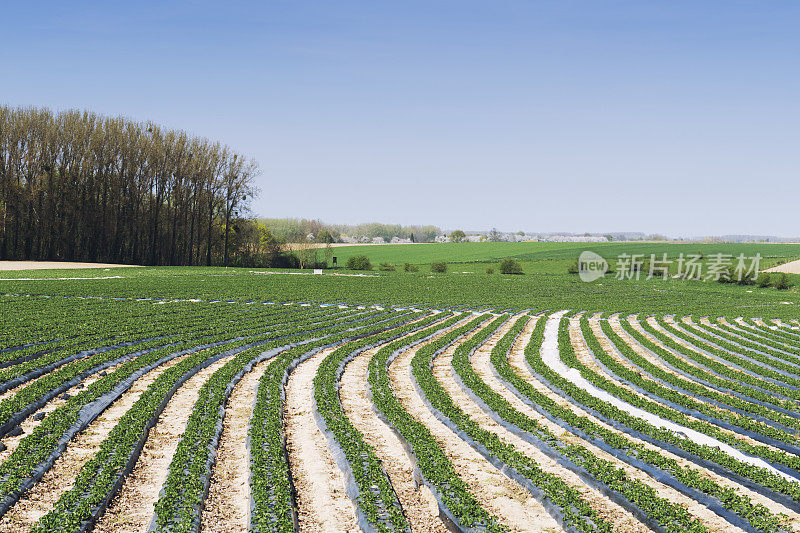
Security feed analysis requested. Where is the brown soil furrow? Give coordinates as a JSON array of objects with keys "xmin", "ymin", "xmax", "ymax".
[
  {"xmin": 389, "ymin": 316, "xmax": 560, "ymax": 532},
  {"xmin": 0, "ymin": 352, "xmax": 193, "ymax": 531},
  {"xmin": 440, "ymin": 315, "xmax": 649, "ymax": 533},
  {"xmin": 339, "ymin": 317, "xmax": 468, "ymax": 533},
  {"xmin": 93, "ymin": 355, "xmax": 231, "ymax": 533},
  {"xmin": 285, "ymin": 346, "xmax": 360, "ymax": 532},
  {"xmin": 0, "ymin": 359, "xmax": 129, "ymax": 463},
  {"xmin": 201, "ymin": 357, "xmax": 272, "ymax": 533}
]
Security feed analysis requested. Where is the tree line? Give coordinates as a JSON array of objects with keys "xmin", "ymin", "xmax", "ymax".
[
  {"xmin": 259, "ymin": 218, "xmax": 441, "ymax": 243},
  {"xmin": 0, "ymin": 105, "xmax": 259, "ymax": 266}
]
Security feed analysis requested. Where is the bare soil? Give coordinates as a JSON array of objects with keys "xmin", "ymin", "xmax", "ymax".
[
  {"xmin": 284, "ymin": 347, "xmax": 361, "ymax": 532},
  {"xmin": 339, "ymin": 321, "xmax": 459, "ymax": 533},
  {"xmin": 389, "ymin": 317, "xmax": 558, "ymax": 532},
  {"xmin": 0, "ymin": 261, "xmax": 139, "ymax": 271},
  {"xmin": 201, "ymin": 357, "xmax": 272, "ymax": 533},
  {"xmin": 93, "ymin": 356, "xmax": 230, "ymax": 533},
  {"xmin": 0, "ymin": 353, "xmax": 192, "ymax": 531}
]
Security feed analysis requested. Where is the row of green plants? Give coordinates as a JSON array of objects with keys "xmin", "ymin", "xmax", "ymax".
[
  {"xmin": 638, "ymin": 318, "xmax": 800, "ymax": 409},
  {"xmin": 571, "ymin": 319, "xmax": 800, "ymax": 499},
  {"xmin": 434, "ymin": 316, "xmax": 621, "ymax": 532},
  {"xmin": 0, "ymin": 303, "xmax": 345, "ymax": 433},
  {"xmin": 743, "ymin": 319, "xmax": 800, "ymax": 346},
  {"xmin": 154, "ymin": 309, "xmax": 410, "ymax": 532},
  {"xmin": 618, "ymin": 318, "xmax": 800, "ymax": 431},
  {"xmin": 30, "ymin": 307, "xmax": 385, "ymax": 531},
  {"xmin": 703, "ymin": 320, "xmax": 800, "ymax": 365},
  {"xmin": 313, "ymin": 313, "xmax": 446, "ymax": 532},
  {"xmin": 663, "ymin": 319, "xmax": 800, "ymax": 400},
  {"xmin": 0, "ymin": 306, "xmax": 364, "ymax": 514},
  {"xmin": 448, "ymin": 316, "xmax": 713, "ymax": 532},
  {"xmin": 248, "ymin": 310, "xmax": 423, "ymax": 532},
  {"xmin": 0, "ymin": 297, "xmax": 203, "ymax": 368},
  {"xmin": 488, "ymin": 317, "xmax": 789, "ymax": 532},
  {"xmin": 367, "ymin": 314, "xmax": 510, "ymax": 531},
  {"xmin": 592, "ymin": 320, "xmax": 800, "ymax": 447},
  {"xmin": 0, "ymin": 296, "xmax": 286, "ymax": 380},
  {"xmin": 737, "ymin": 319, "xmax": 800, "ymax": 350}
]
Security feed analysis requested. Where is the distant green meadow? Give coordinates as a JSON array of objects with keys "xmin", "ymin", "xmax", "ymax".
[
  {"xmin": 327, "ymin": 241, "xmax": 800, "ymax": 271},
  {"xmin": 2, "ymin": 242, "xmax": 798, "ymax": 319}
]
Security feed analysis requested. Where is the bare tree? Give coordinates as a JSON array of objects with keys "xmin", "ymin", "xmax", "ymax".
[{"xmin": 0, "ymin": 105, "xmax": 260, "ymax": 266}]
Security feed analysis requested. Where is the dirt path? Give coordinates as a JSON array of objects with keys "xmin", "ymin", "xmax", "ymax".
[
  {"xmin": 339, "ymin": 320, "xmax": 465, "ymax": 533},
  {"xmin": 201, "ymin": 357, "xmax": 272, "ymax": 533},
  {"xmin": 389, "ymin": 317, "xmax": 558, "ymax": 532},
  {"xmin": 0, "ymin": 353, "xmax": 194, "ymax": 531},
  {"xmin": 437, "ymin": 315, "xmax": 649, "ymax": 533},
  {"xmin": 285, "ymin": 347, "xmax": 361, "ymax": 533},
  {"xmin": 93, "ymin": 356, "xmax": 231, "ymax": 533},
  {"xmin": 765, "ymin": 259, "xmax": 800, "ymax": 274},
  {"xmin": 0, "ymin": 261, "xmax": 139, "ymax": 271}
]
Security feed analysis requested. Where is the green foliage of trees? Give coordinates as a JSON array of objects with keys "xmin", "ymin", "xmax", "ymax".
[
  {"xmin": 430, "ymin": 261, "xmax": 447, "ymax": 273},
  {"xmin": 449, "ymin": 230, "xmax": 466, "ymax": 243},
  {"xmin": 775, "ymin": 273, "xmax": 793, "ymax": 290},
  {"xmin": 346, "ymin": 255, "xmax": 372, "ymax": 270},
  {"xmin": 499, "ymin": 258, "xmax": 523, "ymax": 274},
  {"xmin": 0, "ymin": 105, "xmax": 258, "ymax": 266}
]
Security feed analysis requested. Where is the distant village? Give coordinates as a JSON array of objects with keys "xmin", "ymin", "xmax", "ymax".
[{"xmin": 334, "ymin": 231, "xmax": 641, "ymax": 244}]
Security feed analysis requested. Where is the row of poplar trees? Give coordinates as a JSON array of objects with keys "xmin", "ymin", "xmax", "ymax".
[{"xmin": 0, "ymin": 106, "xmax": 258, "ymax": 266}]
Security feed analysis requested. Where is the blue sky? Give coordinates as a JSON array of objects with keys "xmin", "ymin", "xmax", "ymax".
[{"xmin": 3, "ymin": 1, "xmax": 798, "ymax": 236}]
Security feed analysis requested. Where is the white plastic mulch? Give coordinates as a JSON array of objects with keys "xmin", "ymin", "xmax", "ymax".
[{"xmin": 540, "ymin": 311, "xmax": 797, "ymax": 482}]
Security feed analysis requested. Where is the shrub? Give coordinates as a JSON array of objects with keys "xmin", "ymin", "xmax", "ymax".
[
  {"xmin": 430, "ymin": 262, "xmax": 447, "ymax": 273},
  {"xmin": 379, "ymin": 262, "xmax": 395, "ymax": 272},
  {"xmin": 403, "ymin": 262, "xmax": 419, "ymax": 272},
  {"xmin": 486, "ymin": 267, "xmax": 494, "ymax": 274},
  {"xmin": 567, "ymin": 260, "xmax": 579, "ymax": 274},
  {"xmin": 757, "ymin": 273, "xmax": 772, "ymax": 288},
  {"xmin": 346, "ymin": 255, "xmax": 372, "ymax": 271},
  {"xmin": 449, "ymin": 230, "xmax": 466, "ymax": 243},
  {"xmin": 500, "ymin": 258, "xmax": 523, "ymax": 275},
  {"xmin": 775, "ymin": 273, "xmax": 793, "ymax": 290}
]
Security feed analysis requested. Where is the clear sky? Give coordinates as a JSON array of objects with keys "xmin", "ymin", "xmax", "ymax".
[{"xmin": 3, "ymin": 1, "xmax": 798, "ymax": 237}]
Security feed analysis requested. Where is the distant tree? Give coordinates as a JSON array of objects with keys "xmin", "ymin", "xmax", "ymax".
[
  {"xmin": 346, "ymin": 255, "xmax": 372, "ymax": 271},
  {"xmin": 379, "ymin": 262, "xmax": 396, "ymax": 271},
  {"xmin": 500, "ymin": 258, "xmax": 524, "ymax": 275},
  {"xmin": 0, "ymin": 105, "xmax": 258, "ymax": 266},
  {"xmin": 431, "ymin": 261, "xmax": 447, "ymax": 273},
  {"xmin": 487, "ymin": 228, "xmax": 502, "ymax": 242},
  {"xmin": 450, "ymin": 230, "xmax": 466, "ymax": 243},
  {"xmin": 567, "ymin": 259, "xmax": 579, "ymax": 274},
  {"xmin": 403, "ymin": 262, "xmax": 419, "ymax": 272},
  {"xmin": 757, "ymin": 273, "xmax": 772, "ymax": 288},
  {"xmin": 316, "ymin": 229, "xmax": 335, "ymax": 244},
  {"xmin": 775, "ymin": 273, "xmax": 793, "ymax": 290},
  {"xmin": 295, "ymin": 237, "xmax": 318, "ymax": 269}
]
